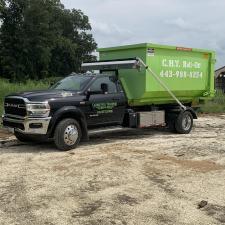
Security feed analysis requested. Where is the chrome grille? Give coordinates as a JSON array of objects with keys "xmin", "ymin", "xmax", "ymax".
[{"xmin": 4, "ymin": 97, "xmax": 27, "ymax": 117}]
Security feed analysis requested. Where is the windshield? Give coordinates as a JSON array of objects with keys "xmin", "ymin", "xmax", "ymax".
[{"xmin": 50, "ymin": 75, "xmax": 92, "ymax": 91}]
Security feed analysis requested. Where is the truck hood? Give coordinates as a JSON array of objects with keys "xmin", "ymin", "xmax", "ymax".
[{"xmin": 6, "ymin": 89, "xmax": 79, "ymax": 102}]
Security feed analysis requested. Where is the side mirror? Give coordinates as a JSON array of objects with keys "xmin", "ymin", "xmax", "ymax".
[
  {"xmin": 85, "ymin": 83, "xmax": 108, "ymax": 101},
  {"xmin": 86, "ymin": 89, "xmax": 103, "ymax": 101}
]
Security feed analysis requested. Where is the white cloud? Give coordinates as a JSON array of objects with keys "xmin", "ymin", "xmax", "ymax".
[
  {"xmin": 62, "ymin": 0, "xmax": 225, "ymax": 68},
  {"xmin": 165, "ymin": 18, "xmax": 191, "ymax": 29},
  {"xmin": 90, "ymin": 20, "xmax": 132, "ymax": 36},
  {"xmin": 90, "ymin": 19, "xmax": 133, "ymax": 47},
  {"xmin": 164, "ymin": 17, "xmax": 209, "ymax": 32}
]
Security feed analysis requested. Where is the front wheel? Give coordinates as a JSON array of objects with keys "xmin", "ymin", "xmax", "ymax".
[
  {"xmin": 175, "ymin": 111, "xmax": 193, "ymax": 134},
  {"xmin": 54, "ymin": 118, "xmax": 82, "ymax": 151}
]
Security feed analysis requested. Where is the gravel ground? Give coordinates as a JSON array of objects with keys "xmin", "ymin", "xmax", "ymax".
[{"xmin": 1, "ymin": 114, "xmax": 225, "ymax": 225}]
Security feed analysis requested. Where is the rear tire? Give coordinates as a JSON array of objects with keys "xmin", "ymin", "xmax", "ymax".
[
  {"xmin": 175, "ymin": 111, "xmax": 193, "ymax": 134},
  {"xmin": 54, "ymin": 118, "xmax": 81, "ymax": 151}
]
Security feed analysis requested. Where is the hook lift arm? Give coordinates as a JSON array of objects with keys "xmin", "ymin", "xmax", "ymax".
[{"xmin": 136, "ymin": 58, "xmax": 186, "ymax": 110}]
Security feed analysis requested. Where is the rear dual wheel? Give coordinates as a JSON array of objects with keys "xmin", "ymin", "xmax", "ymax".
[
  {"xmin": 175, "ymin": 111, "xmax": 193, "ymax": 134},
  {"xmin": 168, "ymin": 111, "xmax": 193, "ymax": 134}
]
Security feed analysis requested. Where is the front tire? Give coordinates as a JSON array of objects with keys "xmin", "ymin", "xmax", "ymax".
[
  {"xmin": 175, "ymin": 111, "xmax": 193, "ymax": 134},
  {"xmin": 54, "ymin": 118, "xmax": 81, "ymax": 151}
]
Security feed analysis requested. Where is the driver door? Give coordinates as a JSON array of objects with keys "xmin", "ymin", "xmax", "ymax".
[{"xmin": 85, "ymin": 76, "xmax": 126, "ymax": 127}]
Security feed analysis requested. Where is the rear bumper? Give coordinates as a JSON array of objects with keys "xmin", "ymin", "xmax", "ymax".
[{"xmin": 2, "ymin": 114, "xmax": 51, "ymax": 135}]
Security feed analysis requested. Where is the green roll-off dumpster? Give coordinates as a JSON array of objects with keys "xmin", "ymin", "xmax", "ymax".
[
  {"xmin": 80, "ymin": 43, "xmax": 216, "ymax": 135},
  {"xmin": 98, "ymin": 43, "xmax": 215, "ymax": 106}
]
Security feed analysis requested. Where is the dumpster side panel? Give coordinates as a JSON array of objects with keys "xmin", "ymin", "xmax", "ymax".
[
  {"xmin": 98, "ymin": 43, "xmax": 215, "ymax": 106},
  {"xmin": 143, "ymin": 45, "xmax": 215, "ymax": 103}
]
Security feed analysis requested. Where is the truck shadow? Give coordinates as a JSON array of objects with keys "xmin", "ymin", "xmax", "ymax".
[
  {"xmin": 82, "ymin": 127, "xmax": 171, "ymax": 146},
  {"xmin": 1, "ymin": 127, "xmax": 171, "ymax": 153}
]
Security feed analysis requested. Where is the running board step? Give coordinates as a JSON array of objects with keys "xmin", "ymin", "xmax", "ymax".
[{"xmin": 88, "ymin": 126, "xmax": 130, "ymax": 135}]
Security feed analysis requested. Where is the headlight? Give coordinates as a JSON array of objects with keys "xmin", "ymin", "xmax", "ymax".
[{"xmin": 26, "ymin": 102, "xmax": 50, "ymax": 117}]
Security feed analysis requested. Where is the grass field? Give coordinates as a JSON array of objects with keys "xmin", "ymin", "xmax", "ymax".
[
  {"xmin": 199, "ymin": 90, "xmax": 225, "ymax": 113},
  {"xmin": 0, "ymin": 79, "xmax": 48, "ymax": 118}
]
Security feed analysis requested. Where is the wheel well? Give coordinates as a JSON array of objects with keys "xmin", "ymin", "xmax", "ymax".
[
  {"xmin": 49, "ymin": 113, "xmax": 88, "ymax": 140},
  {"xmin": 186, "ymin": 108, "xmax": 197, "ymax": 119},
  {"xmin": 165, "ymin": 107, "xmax": 197, "ymax": 124}
]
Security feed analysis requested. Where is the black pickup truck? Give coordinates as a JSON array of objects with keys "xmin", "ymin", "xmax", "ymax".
[{"xmin": 2, "ymin": 59, "xmax": 196, "ymax": 151}]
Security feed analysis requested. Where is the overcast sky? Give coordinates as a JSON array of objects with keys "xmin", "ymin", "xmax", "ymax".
[{"xmin": 62, "ymin": 0, "xmax": 225, "ymax": 69}]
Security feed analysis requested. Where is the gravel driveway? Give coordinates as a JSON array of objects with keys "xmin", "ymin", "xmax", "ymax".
[{"xmin": 0, "ymin": 114, "xmax": 225, "ymax": 225}]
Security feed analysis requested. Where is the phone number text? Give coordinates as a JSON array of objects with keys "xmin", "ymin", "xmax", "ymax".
[{"xmin": 160, "ymin": 70, "xmax": 203, "ymax": 79}]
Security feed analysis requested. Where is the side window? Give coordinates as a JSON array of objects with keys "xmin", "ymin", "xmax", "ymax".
[{"xmin": 89, "ymin": 76, "xmax": 118, "ymax": 93}]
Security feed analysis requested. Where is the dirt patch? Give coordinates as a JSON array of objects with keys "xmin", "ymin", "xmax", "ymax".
[
  {"xmin": 0, "ymin": 129, "xmax": 14, "ymax": 140},
  {"xmin": 143, "ymin": 164, "xmax": 175, "ymax": 195},
  {"xmin": 154, "ymin": 155, "xmax": 225, "ymax": 173},
  {"xmin": 52, "ymin": 165, "xmax": 69, "ymax": 171},
  {"xmin": 203, "ymin": 204, "xmax": 225, "ymax": 223},
  {"xmin": 116, "ymin": 194, "xmax": 138, "ymax": 206},
  {"xmin": 0, "ymin": 177, "xmax": 42, "ymax": 224},
  {"xmin": 72, "ymin": 200, "xmax": 103, "ymax": 217},
  {"xmin": 153, "ymin": 214, "xmax": 174, "ymax": 225},
  {"xmin": 1, "ymin": 115, "xmax": 225, "ymax": 225}
]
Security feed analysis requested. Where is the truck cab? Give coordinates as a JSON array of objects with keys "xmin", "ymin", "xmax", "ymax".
[
  {"xmin": 49, "ymin": 73, "xmax": 127, "ymax": 128},
  {"xmin": 2, "ymin": 73, "xmax": 128, "ymax": 150}
]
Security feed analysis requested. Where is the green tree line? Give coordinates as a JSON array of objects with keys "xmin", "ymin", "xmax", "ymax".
[{"xmin": 0, "ymin": 0, "xmax": 97, "ymax": 82}]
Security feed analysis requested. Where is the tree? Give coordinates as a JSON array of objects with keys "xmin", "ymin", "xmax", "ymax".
[
  {"xmin": 0, "ymin": 0, "xmax": 4, "ymax": 15},
  {"xmin": 49, "ymin": 8, "xmax": 97, "ymax": 76},
  {"xmin": 0, "ymin": 0, "xmax": 4, "ymax": 76},
  {"xmin": 0, "ymin": 0, "xmax": 97, "ymax": 81},
  {"xmin": 0, "ymin": 0, "xmax": 28, "ymax": 81}
]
